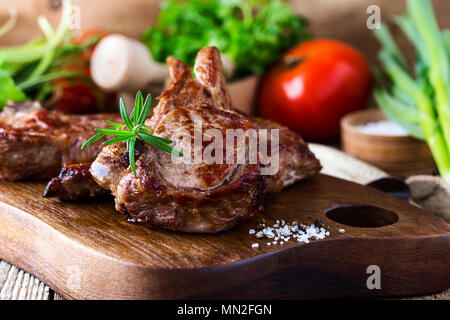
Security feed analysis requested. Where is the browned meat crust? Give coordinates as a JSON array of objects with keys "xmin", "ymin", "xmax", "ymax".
[
  {"xmin": 43, "ymin": 163, "xmax": 110, "ymax": 201},
  {"xmin": 0, "ymin": 101, "xmax": 121, "ymax": 181},
  {"xmin": 253, "ymin": 117, "xmax": 321, "ymax": 194},
  {"xmin": 39, "ymin": 47, "xmax": 321, "ymax": 234},
  {"xmin": 43, "ymin": 116, "xmax": 321, "ymax": 202},
  {"xmin": 91, "ymin": 47, "xmax": 265, "ymax": 233}
]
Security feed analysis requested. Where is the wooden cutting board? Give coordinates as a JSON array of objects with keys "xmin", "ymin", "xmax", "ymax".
[{"xmin": 0, "ymin": 174, "xmax": 448, "ymax": 300}]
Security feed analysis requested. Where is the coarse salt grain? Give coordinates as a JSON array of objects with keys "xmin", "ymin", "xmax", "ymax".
[
  {"xmin": 248, "ymin": 229, "xmax": 255, "ymax": 235},
  {"xmin": 339, "ymin": 229, "xmax": 346, "ymax": 234},
  {"xmin": 252, "ymin": 243, "xmax": 259, "ymax": 248},
  {"xmin": 249, "ymin": 219, "xmax": 330, "ymax": 248}
]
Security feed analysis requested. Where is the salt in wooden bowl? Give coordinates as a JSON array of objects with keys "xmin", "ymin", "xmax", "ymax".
[{"xmin": 341, "ymin": 109, "xmax": 436, "ymax": 177}]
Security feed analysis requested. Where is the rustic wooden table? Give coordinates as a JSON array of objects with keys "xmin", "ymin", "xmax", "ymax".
[{"xmin": 0, "ymin": 145, "xmax": 448, "ymax": 300}]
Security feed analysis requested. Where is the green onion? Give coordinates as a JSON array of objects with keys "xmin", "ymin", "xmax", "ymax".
[
  {"xmin": 0, "ymin": 0, "xmax": 97, "ymax": 109},
  {"xmin": 374, "ymin": 0, "xmax": 450, "ymax": 184},
  {"xmin": 0, "ymin": 8, "xmax": 17, "ymax": 38}
]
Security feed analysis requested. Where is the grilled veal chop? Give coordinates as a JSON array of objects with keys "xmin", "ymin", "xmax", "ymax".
[
  {"xmin": 90, "ymin": 47, "xmax": 265, "ymax": 233},
  {"xmin": 254, "ymin": 117, "xmax": 320, "ymax": 194},
  {"xmin": 43, "ymin": 163, "xmax": 110, "ymax": 201},
  {"xmin": 44, "ymin": 116, "xmax": 321, "ymax": 200},
  {"xmin": 0, "ymin": 101, "xmax": 121, "ymax": 181},
  {"xmin": 44, "ymin": 48, "xmax": 321, "ymax": 233}
]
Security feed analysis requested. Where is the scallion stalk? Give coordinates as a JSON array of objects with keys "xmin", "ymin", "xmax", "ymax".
[{"xmin": 374, "ymin": 0, "xmax": 450, "ymax": 184}]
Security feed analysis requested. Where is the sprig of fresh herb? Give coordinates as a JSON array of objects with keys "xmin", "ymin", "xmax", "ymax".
[{"xmin": 81, "ymin": 91, "xmax": 183, "ymax": 176}]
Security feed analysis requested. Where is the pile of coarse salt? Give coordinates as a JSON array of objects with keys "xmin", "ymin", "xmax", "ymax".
[
  {"xmin": 249, "ymin": 219, "xmax": 330, "ymax": 248},
  {"xmin": 354, "ymin": 120, "xmax": 409, "ymax": 136}
]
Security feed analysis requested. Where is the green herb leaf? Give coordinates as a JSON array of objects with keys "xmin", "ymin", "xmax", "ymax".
[
  {"xmin": 138, "ymin": 133, "xmax": 182, "ymax": 156},
  {"xmin": 0, "ymin": 0, "xmax": 102, "ymax": 105},
  {"xmin": 103, "ymin": 120, "xmax": 125, "ymax": 128},
  {"xmin": 141, "ymin": 127, "xmax": 154, "ymax": 135},
  {"xmin": 81, "ymin": 132, "xmax": 105, "ymax": 150},
  {"xmin": 95, "ymin": 128, "xmax": 134, "ymax": 136},
  {"xmin": 137, "ymin": 94, "xmax": 152, "ymax": 125},
  {"xmin": 128, "ymin": 137, "xmax": 136, "ymax": 176},
  {"xmin": 142, "ymin": 0, "xmax": 310, "ymax": 80},
  {"xmin": 119, "ymin": 97, "xmax": 133, "ymax": 129},
  {"xmin": 102, "ymin": 136, "xmax": 133, "ymax": 146},
  {"xmin": 132, "ymin": 91, "xmax": 143, "ymax": 124},
  {"xmin": 0, "ymin": 69, "xmax": 27, "ymax": 109},
  {"xmin": 143, "ymin": 133, "xmax": 173, "ymax": 144}
]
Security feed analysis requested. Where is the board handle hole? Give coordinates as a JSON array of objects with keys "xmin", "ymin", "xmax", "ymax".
[{"xmin": 325, "ymin": 204, "xmax": 398, "ymax": 228}]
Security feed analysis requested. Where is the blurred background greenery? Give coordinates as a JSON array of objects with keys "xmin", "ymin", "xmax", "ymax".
[{"xmin": 0, "ymin": 0, "xmax": 449, "ymax": 65}]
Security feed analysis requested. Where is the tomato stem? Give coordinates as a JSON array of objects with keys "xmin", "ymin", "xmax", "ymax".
[{"xmin": 284, "ymin": 55, "xmax": 306, "ymax": 69}]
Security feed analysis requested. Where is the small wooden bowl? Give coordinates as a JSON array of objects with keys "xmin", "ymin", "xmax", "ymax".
[{"xmin": 341, "ymin": 109, "xmax": 436, "ymax": 177}]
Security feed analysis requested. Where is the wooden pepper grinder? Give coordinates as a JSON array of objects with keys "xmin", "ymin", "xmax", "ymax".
[{"xmin": 90, "ymin": 34, "xmax": 169, "ymax": 93}]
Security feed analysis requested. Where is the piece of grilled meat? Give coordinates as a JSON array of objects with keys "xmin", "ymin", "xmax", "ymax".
[
  {"xmin": 90, "ymin": 47, "xmax": 265, "ymax": 233},
  {"xmin": 44, "ymin": 116, "xmax": 321, "ymax": 201},
  {"xmin": 253, "ymin": 117, "xmax": 321, "ymax": 194},
  {"xmin": 0, "ymin": 101, "xmax": 121, "ymax": 181},
  {"xmin": 43, "ymin": 163, "xmax": 110, "ymax": 201}
]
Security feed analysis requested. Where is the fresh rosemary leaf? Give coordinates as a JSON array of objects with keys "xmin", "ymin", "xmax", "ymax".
[
  {"xmin": 103, "ymin": 120, "xmax": 125, "ymax": 128},
  {"xmin": 103, "ymin": 135, "xmax": 134, "ymax": 146},
  {"xmin": 81, "ymin": 132, "xmax": 105, "ymax": 150},
  {"xmin": 141, "ymin": 127, "xmax": 154, "ymax": 135},
  {"xmin": 142, "ymin": 0, "xmax": 310, "ymax": 79},
  {"xmin": 137, "ymin": 94, "xmax": 152, "ymax": 125},
  {"xmin": 128, "ymin": 137, "xmax": 136, "ymax": 176},
  {"xmin": 119, "ymin": 97, "xmax": 133, "ymax": 129},
  {"xmin": 95, "ymin": 128, "xmax": 133, "ymax": 136},
  {"xmin": 142, "ymin": 133, "xmax": 173, "ymax": 144},
  {"xmin": 138, "ymin": 133, "xmax": 183, "ymax": 156},
  {"xmin": 155, "ymin": 137, "xmax": 174, "ymax": 144},
  {"xmin": 133, "ymin": 91, "xmax": 143, "ymax": 124}
]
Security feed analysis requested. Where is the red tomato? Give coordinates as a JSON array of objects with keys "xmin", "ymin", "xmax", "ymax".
[
  {"xmin": 53, "ymin": 28, "xmax": 114, "ymax": 114},
  {"xmin": 257, "ymin": 39, "xmax": 371, "ymax": 141},
  {"xmin": 71, "ymin": 28, "xmax": 108, "ymax": 68}
]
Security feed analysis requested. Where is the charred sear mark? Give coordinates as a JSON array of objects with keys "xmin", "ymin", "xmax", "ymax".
[
  {"xmin": 203, "ymin": 87, "xmax": 212, "ymax": 98},
  {"xmin": 119, "ymin": 203, "xmax": 135, "ymax": 222},
  {"xmin": 123, "ymin": 205, "xmax": 133, "ymax": 221},
  {"xmin": 120, "ymin": 139, "xmax": 145, "ymax": 168}
]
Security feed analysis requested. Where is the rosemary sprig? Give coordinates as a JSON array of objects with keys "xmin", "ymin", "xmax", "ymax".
[{"xmin": 81, "ymin": 91, "xmax": 183, "ymax": 176}]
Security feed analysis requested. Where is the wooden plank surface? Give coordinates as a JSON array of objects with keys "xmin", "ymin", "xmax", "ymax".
[
  {"xmin": 0, "ymin": 174, "xmax": 448, "ymax": 299},
  {"xmin": 0, "ymin": 145, "xmax": 448, "ymax": 299},
  {"xmin": 0, "ymin": 0, "xmax": 449, "ymax": 299}
]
